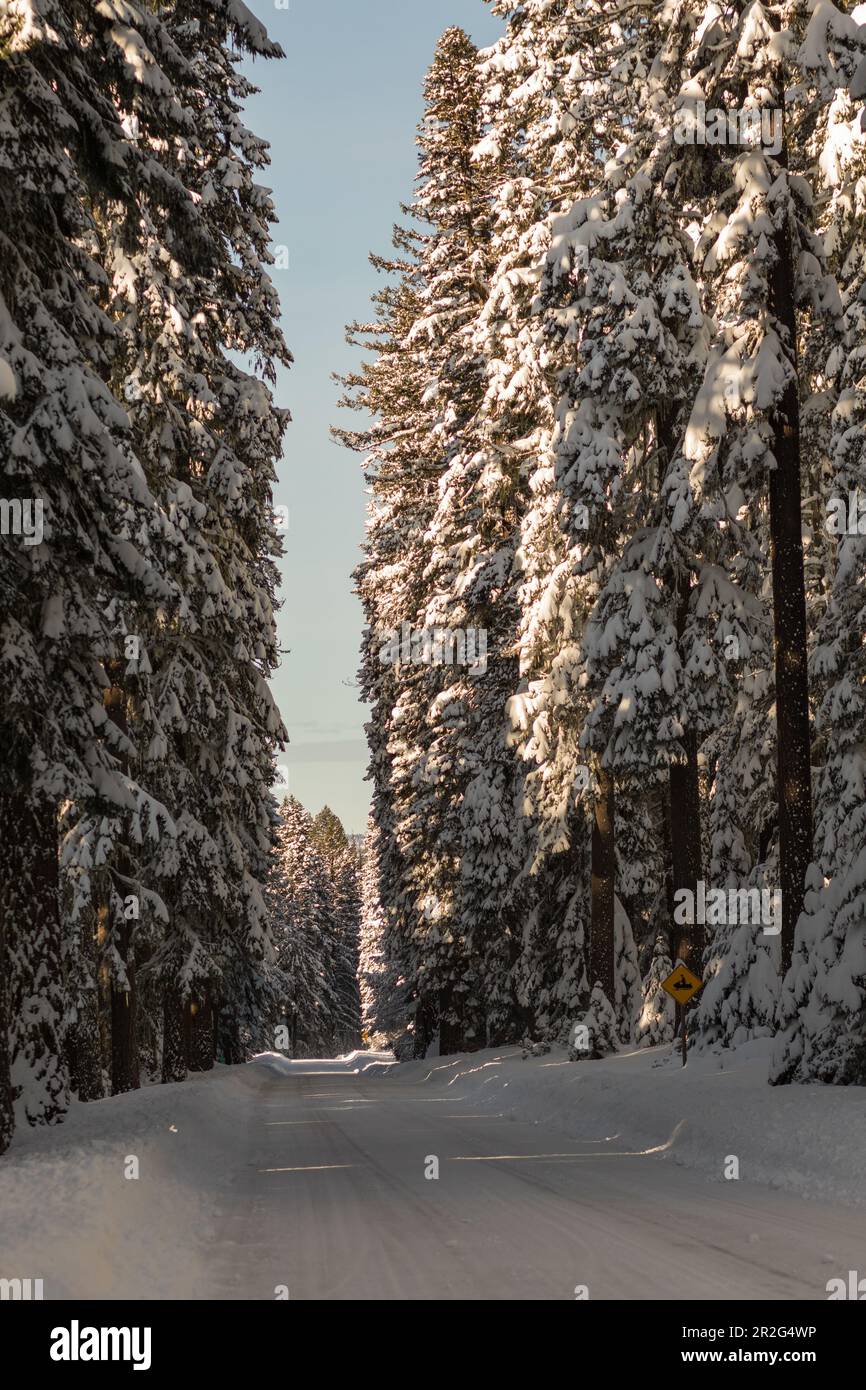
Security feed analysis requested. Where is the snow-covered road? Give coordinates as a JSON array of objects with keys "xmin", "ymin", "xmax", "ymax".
[
  {"xmin": 3, "ymin": 1051, "xmax": 864, "ymax": 1300},
  {"xmin": 204, "ymin": 1056, "xmax": 865, "ymax": 1301}
]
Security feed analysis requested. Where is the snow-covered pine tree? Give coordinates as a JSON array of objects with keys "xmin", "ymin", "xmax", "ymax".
[
  {"xmin": 0, "ymin": 0, "xmax": 191, "ymax": 1136},
  {"xmin": 465, "ymin": 2, "xmax": 623, "ymax": 1032},
  {"xmin": 657, "ymin": 0, "xmax": 866, "ymax": 1049},
  {"xmin": 613, "ymin": 896, "xmax": 642, "ymax": 1044},
  {"xmin": 572, "ymin": 981, "xmax": 619, "ymax": 1060},
  {"xmin": 336, "ymin": 185, "xmax": 442, "ymax": 1052},
  {"xmin": 673, "ymin": 2, "xmax": 852, "ymax": 973},
  {"xmin": 472, "ymin": 0, "xmax": 712, "ymax": 1035},
  {"xmin": 310, "ymin": 806, "xmax": 350, "ymax": 875},
  {"xmin": 452, "ymin": 0, "xmax": 612, "ymax": 1040},
  {"xmin": 358, "ymin": 827, "xmax": 387, "ymax": 1044},
  {"xmin": 0, "ymin": 0, "xmax": 290, "ymax": 1140},
  {"xmin": 338, "ymin": 27, "xmax": 502, "ymax": 1053},
  {"xmin": 93, "ymin": 0, "xmax": 290, "ymax": 1082},
  {"xmin": 393, "ymin": 27, "xmax": 510, "ymax": 1053},
  {"xmin": 358, "ymin": 814, "xmax": 412, "ymax": 1049},
  {"xmin": 268, "ymin": 799, "xmax": 320, "ymax": 1057},
  {"xmin": 268, "ymin": 798, "xmax": 347, "ymax": 1056},
  {"xmin": 311, "ymin": 808, "xmax": 361, "ymax": 1050},
  {"xmin": 524, "ymin": 0, "xmax": 734, "ymax": 1015},
  {"xmin": 772, "ymin": 9, "xmax": 866, "ymax": 1083},
  {"xmin": 636, "ymin": 931, "xmax": 677, "ymax": 1048}
]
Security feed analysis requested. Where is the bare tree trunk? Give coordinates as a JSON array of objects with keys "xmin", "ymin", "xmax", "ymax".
[
  {"xmin": 185, "ymin": 990, "xmax": 214, "ymax": 1072},
  {"xmin": 669, "ymin": 726, "xmax": 704, "ymax": 970},
  {"xmin": 219, "ymin": 1013, "xmax": 243, "ymax": 1066},
  {"xmin": 65, "ymin": 910, "xmax": 105, "ymax": 1102},
  {"xmin": 103, "ymin": 671, "xmax": 140, "ymax": 1094},
  {"xmin": 0, "ymin": 849, "xmax": 13, "ymax": 1155},
  {"xmin": 161, "ymin": 986, "xmax": 186, "ymax": 1083},
  {"xmin": 768, "ymin": 90, "xmax": 813, "ymax": 974},
  {"xmin": 589, "ymin": 764, "xmax": 616, "ymax": 1000},
  {"xmin": 2, "ymin": 787, "xmax": 69, "ymax": 1126},
  {"xmin": 438, "ymin": 983, "xmax": 463, "ymax": 1055},
  {"xmin": 110, "ymin": 942, "xmax": 139, "ymax": 1094},
  {"xmin": 657, "ymin": 408, "xmax": 705, "ymax": 973},
  {"xmin": 413, "ymin": 995, "xmax": 436, "ymax": 1059}
]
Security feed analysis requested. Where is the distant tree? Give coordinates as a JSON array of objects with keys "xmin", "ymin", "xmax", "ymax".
[
  {"xmin": 268, "ymin": 799, "xmax": 361, "ymax": 1056},
  {"xmin": 358, "ymin": 816, "xmax": 411, "ymax": 1049}
]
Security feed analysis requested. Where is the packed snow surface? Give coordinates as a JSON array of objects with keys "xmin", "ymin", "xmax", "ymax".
[{"xmin": 1, "ymin": 1045, "xmax": 863, "ymax": 1300}]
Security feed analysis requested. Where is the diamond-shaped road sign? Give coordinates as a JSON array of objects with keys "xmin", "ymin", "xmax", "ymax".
[{"xmin": 661, "ymin": 963, "xmax": 703, "ymax": 1005}]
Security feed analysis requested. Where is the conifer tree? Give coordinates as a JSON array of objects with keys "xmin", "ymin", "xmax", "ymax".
[
  {"xmin": 94, "ymin": 0, "xmax": 290, "ymax": 1082},
  {"xmin": 339, "ymin": 27, "xmax": 501, "ymax": 1053},
  {"xmin": 772, "ymin": 17, "xmax": 866, "ymax": 1082},
  {"xmin": 0, "ymin": 0, "xmax": 185, "ymax": 1136},
  {"xmin": 1, "ymin": 0, "xmax": 290, "ymax": 1142}
]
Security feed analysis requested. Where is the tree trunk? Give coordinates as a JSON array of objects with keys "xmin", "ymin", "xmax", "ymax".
[
  {"xmin": 413, "ymin": 995, "xmax": 436, "ymax": 1058},
  {"xmin": 669, "ymin": 726, "xmax": 704, "ymax": 971},
  {"xmin": 65, "ymin": 910, "xmax": 105, "ymax": 1102},
  {"xmin": 2, "ymin": 787, "xmax": 69, "ymax": 1127},
  {"xmin": 217, "ymin": 1008, "xmax": 243, "ymax": 1066},
  {"xmin": 161, "ymin": 986, "xmax": 187, "ymax": 1083},
  {"xmin": 0, "ymin": 856, "xmax": 13, "ymax": 1155},
  {"xmin": 438, "ymin": 983, "xmax": 463, "ymax": 1055},
  {"xmin": 103, "ymin": 671, "xmax": 140, "ymax": 1094},
  {"xmin": 767, "ymin": 89, "xmax": 813, "ymax": 974},
  {"xmin": 184, "ymin": 990, "xmax": 215, "ymax": 1072},
  {"xmin": 439, "ymin": 1017, "xmax": 462, "ymax": 1055},
  {"xmin": 657, "ymin": 409, "xmax": 705, "ymax": 973},
  {"xmin": 110, "ymin": 933, "xmax": 139, "ymax": 1094},
  {"xmin": 589, "ymin": 764, "xmax": 616, "ymax": 1001}
]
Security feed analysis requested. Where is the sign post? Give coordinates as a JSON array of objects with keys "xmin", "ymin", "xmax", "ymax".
[{"xmin": 661, "ymin": 963, "xmax": 704, "ymax": 1066}]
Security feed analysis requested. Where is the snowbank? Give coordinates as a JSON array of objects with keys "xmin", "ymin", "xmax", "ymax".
[
  {"xmin": 0, "ymin": 1066, "xmax": 261, "ymax": 1299},
  {"xmin": 251, "ymin": 1049, "xmax": 397, "ymax": 1075},
  {"xmin": 388, "ymin": 1041, "xmax": 866, "ymax": 1208}
]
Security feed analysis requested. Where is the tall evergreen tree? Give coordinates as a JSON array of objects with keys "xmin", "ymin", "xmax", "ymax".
[
  {"xmin": 338, "ymin": 27, "xmax": 503, "ymax": 1053},
  {"xmin": 94, "ymin": 0, "xmax": 290, "ymax": 1083},
  {"xmin": 772, "ymin": 13, "xmax": 866, "ymax": 1082},
  {"xmin": 0, "ymin": 0, "xmax": 185, "ymax": 1138},
  {"xmin": 1, "ymin": 0, "xmax": 291, "ymax": 1147},
  {"xmin": 358, "ymin": 814, "xmax": 411, "ymax": 1048},
  {"xmin": 268, "ymin": 798, "xmax": 360, "ymax": 1056}
]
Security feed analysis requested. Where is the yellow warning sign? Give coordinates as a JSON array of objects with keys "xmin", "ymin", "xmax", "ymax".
[{"xmin": 661, "ymin": 964, "xmax": 703, "ymax": 1004}]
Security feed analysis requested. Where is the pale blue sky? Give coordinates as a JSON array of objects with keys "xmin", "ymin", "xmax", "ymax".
[{"xmin": 243, "ymin": 0, "xmax": 503, "ymax": 833}]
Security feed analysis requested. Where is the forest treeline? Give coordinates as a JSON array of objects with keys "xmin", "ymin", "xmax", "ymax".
[
  {"xmin": 270, "ymin": 800, "xmax": 361, "ymax": 1059},
  {"xmin": 3, "ymin": 1, "xmax": 866, "ymax": 1170},
  {"xmin": 346, "ymin": 3, "xmax": 866, "ymax": 1083}
]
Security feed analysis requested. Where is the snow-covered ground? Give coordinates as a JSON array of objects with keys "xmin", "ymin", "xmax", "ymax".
[
  {"xmin": 1, "ymin": 1044, "xmax": 863, "ymax": 1300},
  {"xmin": 389, "ymin": 1041, "xmax": 866, "ymax": 1209},
  {"xmin": 0, "ymin": 1054, "xmax": 395, "ymax": 1299},
  {"xmin": 0, "ymin": 1067, "xmax": 244, "ymax": 1299}
]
